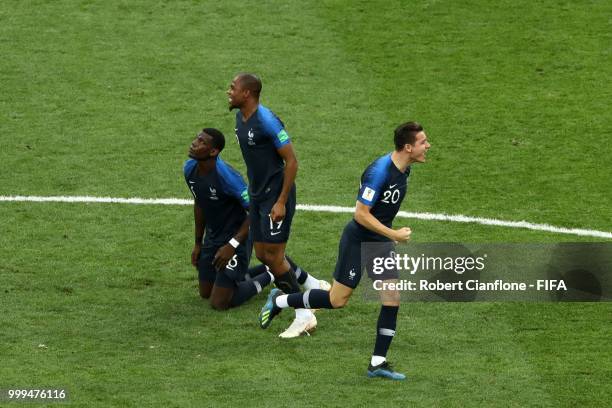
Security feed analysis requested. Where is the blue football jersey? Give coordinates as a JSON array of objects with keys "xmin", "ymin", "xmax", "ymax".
[
  {"xmin": 235, "ymin": 104, "xmax": 291, "ymax": 201},
  {"xmin": 353, "ymin": 153, "xmax": 410, "ymax": 241},
  {"xmin": 184, "ymin": 157, "xmax": 250, "ymax": 245}
]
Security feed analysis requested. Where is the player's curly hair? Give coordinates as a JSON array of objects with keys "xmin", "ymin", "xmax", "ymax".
[
  {"xmin": 202, "ymin": 128, "xmax": 225, "ymax": 152},
  {"xmin": 394, "ymin": 122, "xmax": 423, "ymax": 151}
]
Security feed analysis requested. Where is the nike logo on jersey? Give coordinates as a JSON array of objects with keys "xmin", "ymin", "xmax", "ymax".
[
  {"xmin": 188, "ymin": 180, "xmax": 195, "ymax": 184},
  {"xmin": 389, "ymin": 184, "xmax": 397, "ymax": 188}
]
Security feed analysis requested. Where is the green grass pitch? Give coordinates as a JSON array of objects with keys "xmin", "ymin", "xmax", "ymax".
[{"xmin": 1, "ymin": 1, "xmax": 611, "ymax": 407}]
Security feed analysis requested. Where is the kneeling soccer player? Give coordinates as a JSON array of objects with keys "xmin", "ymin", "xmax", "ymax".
[
  {"xmin": 259, "ymin": 122, "xmax": 431, "ymax": 380},
  {"xmin": 185, "ymin": 128, "xmax": 328, "ymax": 311}
]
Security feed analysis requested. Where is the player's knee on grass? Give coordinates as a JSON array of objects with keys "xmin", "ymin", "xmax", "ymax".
[
  {"xmin": 209, "ymin": 297, "xmax": 230, "ymax": 311},
  {"xmin": 209, "ymin": 286, "xmax": 233, "ymax": 311}
]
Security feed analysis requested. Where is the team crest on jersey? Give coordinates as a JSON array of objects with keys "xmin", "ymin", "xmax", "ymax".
[
  {"xmin": 209, "ymin": 186, "xmax": 218, "ymax": 200},
  {"xmin": 247, "ymin": 129, "xmax": 255, "ymax": 145},
  {"xmin": 362, "ymin": 187, "xmax": 376, "ymax": 202}
]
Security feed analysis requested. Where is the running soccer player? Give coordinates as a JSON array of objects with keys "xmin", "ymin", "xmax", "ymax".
[
  {"xmin": 259, "ymin": 122, "xmax": 431, "ymax": 379},
  {"xmin": 185, "ymin": 128, "xmax": 325, "ymax": 311},
  {"xmin": 228, "ymin": 73, "xmax": 328, "ymax": 337}
]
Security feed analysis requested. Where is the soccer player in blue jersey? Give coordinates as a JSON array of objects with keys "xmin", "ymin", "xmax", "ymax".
[
  {"xmin": 185, "ymin": 128, "xmax": 325, "ymax": 310},
  {"xmin": 228, "ymin": 73, "xmax": 328, "ymax": 337},
  {"xmin": 259, "ymin": 122, "xmax": 431, "ymax": 379}
]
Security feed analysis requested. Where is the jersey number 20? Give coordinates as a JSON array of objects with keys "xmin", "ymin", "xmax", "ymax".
[{"xmin": 381, "ymin": 189, "xmax": 400, "ymax": 204}]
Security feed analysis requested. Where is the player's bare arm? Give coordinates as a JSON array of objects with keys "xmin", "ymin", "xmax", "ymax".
[
  {"xmin": 354, "ymin": 201, "xmax": 411, "ymax": 242},
  {"xmin": 270, "ymin": 143, "xmax": 298, "ymax": 222},
  {"xmin": 192, "ymin": 202, "xmax": 206, "ymax": 266}
]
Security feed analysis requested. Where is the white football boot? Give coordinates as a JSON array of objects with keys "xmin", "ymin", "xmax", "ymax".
[
  {"xmin": 317, "ymin": 279, "xmax": 331, "ymax": 291},
  {"xmin": 279, "ymin": 313, "xmax": 317, "ymax": 338}
]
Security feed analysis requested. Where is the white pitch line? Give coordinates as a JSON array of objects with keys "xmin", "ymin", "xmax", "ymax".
[{"xmin": 1, "ymin": 195, "xmax": 611, "ymax": 239}]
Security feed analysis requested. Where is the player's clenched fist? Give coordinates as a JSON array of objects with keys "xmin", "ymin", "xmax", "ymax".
[{"xmin": 393, "ymin": 227, "xmax": 412, "ymax": 242}]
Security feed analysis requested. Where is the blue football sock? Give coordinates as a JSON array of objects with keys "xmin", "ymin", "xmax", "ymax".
[{"xmin": 372, "ymin": 305, "xmax": 399, "ymax": 359}]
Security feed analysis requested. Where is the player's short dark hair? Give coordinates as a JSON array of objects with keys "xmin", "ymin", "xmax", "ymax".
[
  {"xmin": 237, "ymin": 73, "xmax": 262, "ymax": 97},
  {"xmin": 394, "ymin": 122, "xmax": 424, "ymax": 151},
  {"xmin": 202, "ymin": 128, "xmax": 225, "ymax": 152}
]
